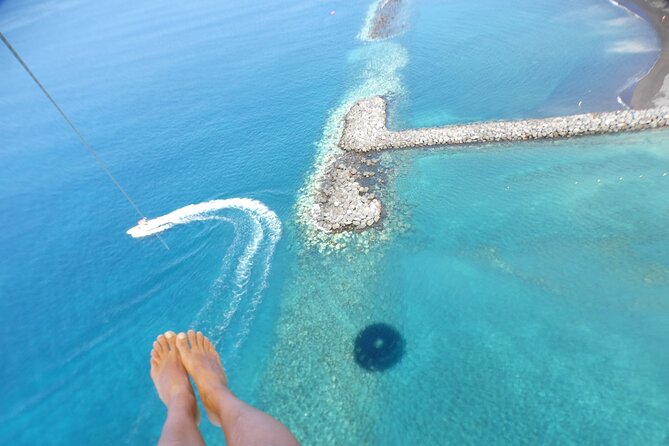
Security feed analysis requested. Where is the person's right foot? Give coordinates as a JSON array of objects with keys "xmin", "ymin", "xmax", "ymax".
[
  {"xmin": 150, "ymin": 331, "xmax": 199, "ymax": 421},
  {"xmin": 176, "ymin": 330, "xmax": 229, "ymax": 426}
]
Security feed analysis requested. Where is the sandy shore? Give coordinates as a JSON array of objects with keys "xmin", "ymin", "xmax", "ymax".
[{"xmin": 629, "ymin": 0, "xmax": 669, "ymax": 108}]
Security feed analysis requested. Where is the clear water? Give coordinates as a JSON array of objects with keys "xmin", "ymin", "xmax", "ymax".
[
  {"xmin": 393, "ymin": 0, "xmax": 659, "ymax": 127},
  {"xmin": 1, "ymin": 0, "xmax": 667, "ymax": 444}
]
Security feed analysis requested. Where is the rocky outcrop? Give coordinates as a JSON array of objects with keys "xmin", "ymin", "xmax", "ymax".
[
  {"xmin": 309, "ymin": 153, "xmax": 383, "ymax": 233},
  {"xmin": 368, "ymin": 0, "xmax": 406, "ymax": 40}
]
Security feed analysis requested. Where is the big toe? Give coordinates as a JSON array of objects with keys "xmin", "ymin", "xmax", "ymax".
[
  {"xmin": 165, "ymin": 331, "xmax": 177, "ymax": 349},
  {"xmin": 176, "ymin": 332, "xmax": 190, "ymax": 355}
]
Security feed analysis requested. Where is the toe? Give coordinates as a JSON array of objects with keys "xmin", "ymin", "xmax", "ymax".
[
  {"xmin": 157, "ymin": 334, "xmax": 170, "ymax": 351},
  {"xmin": 196, "ymin": 331, "xmax": 205, "ymax": 349},
  {"xmin": 153, "ymin": 340, "xmax": 163, "ymax": 355},
  {"xmin": 176, "ymin": 332, "xmax": 189, "ymax": 354},
  {"xmin": 202, "ymin": 336, "xmax": 213, "ymax": 352},
  {"xmin": 165, "ymin": 331, "xmax": 177, "ymax": 350},
  {"xmin": 187, "ymin": 330, "xmax": 198, "ymax": 350}
]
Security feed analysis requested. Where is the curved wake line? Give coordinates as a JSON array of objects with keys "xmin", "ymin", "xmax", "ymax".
[
  {"xmin": 125, "ymin": 199, "xmax": 282, "ymax": 437},
  {"xmin": 126, "ymin": 197, "xmax": 282, "ymax": 353},
  {"xmin": 126, "ymin": 198, "xmax": 281, "ymax": 238}
]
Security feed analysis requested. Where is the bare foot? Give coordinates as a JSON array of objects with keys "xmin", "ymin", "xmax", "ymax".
[
  {"xmin": 176, "ymin": 330, "xmax": 228, "ymax": 426},
  {"xmin": 150, "ymin": 331, "xmax": 199, "ymax": 422}
]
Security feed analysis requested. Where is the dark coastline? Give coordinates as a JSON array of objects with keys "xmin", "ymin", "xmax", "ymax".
[
  {"xmin": 628, "ymin": 0, "xmax": 669, "ymax": 108},
  {"xmin": 366, "ymin": 0, "xmax": 668, "ymax": 107}
]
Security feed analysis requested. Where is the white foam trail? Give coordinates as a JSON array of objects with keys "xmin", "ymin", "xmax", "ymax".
[
  {"xmin": 191, "ymin": 217, "xmax": 241, "ymax": 324},
  {"xmin": 358, "ymin": 0, "xmax": 382, "ymax": 41},
  {"xmin": 127, "ymin": 198, "xmax": 279, "ymax": 238},
  {"xmin": 232, "ymin": 217, "xmax": 282, "ymax": 350},
  {"xmin": 210, "ymin": 217, "xmax": 241, "ymax": 289},
  {"xmin": 617, "ymin": 95, "xmax": 630, "ymax": 109},
  {"xmin": 219, "ymin": 216, "xmax": 263, "ymax": 333},
  {"xmin": 127, "ymin": 198, "xmax": 282, "ymax": 351}
]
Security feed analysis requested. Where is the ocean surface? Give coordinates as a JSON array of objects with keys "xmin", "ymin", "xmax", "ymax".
[{"xmin": 1, "ymin": 0, "xmax": 667, "ymax": 444}]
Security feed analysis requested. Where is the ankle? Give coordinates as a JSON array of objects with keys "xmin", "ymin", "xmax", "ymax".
[
  {"xmin": 212, "ymin": 387, "xmax": 246, "ymax": 422},
  {"xmin": 167, "ymin": 392, "xmax": 197, "ymax": 415}
]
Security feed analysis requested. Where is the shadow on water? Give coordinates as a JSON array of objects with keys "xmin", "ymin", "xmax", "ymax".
[{"xmin": 353, "ymin": 323, "xmax": 405, "ymax": 372}]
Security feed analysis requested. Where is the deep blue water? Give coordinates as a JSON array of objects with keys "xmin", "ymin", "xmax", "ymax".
[{"xmin": 1, "ymin": 0, "xmax": 667, "ymax": 444}]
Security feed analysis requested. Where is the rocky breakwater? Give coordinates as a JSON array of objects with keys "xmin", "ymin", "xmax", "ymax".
[
  {"xmin": 315, "ymin": 96, "xmax": 669, "ymax": 235},
  {"xmin": 310, "ymin": 153, "xmax": 383, "ymax": 233},
  {"xmin": 340, "ymin": 96, "xmax": 669, "ymax": 152},
  {"xmin": 367, "ymin": 0, "xmax": 406, "ymax": 40}
]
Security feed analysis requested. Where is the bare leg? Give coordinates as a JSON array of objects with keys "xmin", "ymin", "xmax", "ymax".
[
  {"xmin": 151, "ymin": 331, "xmax": 205, "ymax": 446},
  {"xmin": 176, "ymin": 330, "xmax": 300, "ymax": 446}
]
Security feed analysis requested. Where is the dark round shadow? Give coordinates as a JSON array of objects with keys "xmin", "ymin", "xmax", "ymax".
[{"xmin": 353, "ymin": 323, "xmax": 405, "ymax": 372}]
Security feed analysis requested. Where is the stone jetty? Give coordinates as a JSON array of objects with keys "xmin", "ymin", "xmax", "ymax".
[
  {"xmin": 309, "ymin": 152, "xmax": 383, "ymax": 233},
  {"xmin": 340, "ymin": 96, "xmax": 669, "ymax": 152},
  {"xmin": 309, "ymin": 96, "xmax": 669, "ymax": 235}
]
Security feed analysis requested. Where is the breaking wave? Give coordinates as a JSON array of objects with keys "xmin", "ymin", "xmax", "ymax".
[{"xmin": 608, "ymin": 39, "xmax": 658, "ymax": 54}]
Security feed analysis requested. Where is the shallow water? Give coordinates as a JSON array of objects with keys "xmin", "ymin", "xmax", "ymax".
[
  {"xmin": 381, "ymin": 133, "xmax": 669, "ymax": 443},
  {"xmin": 261, "ymin": 134, "xmax": 669, "ymax": 444},
  {"xmin": 392, "ymin": 0, "xmax": 659, "ymax": 127},
  {"xmin": 1, "ymin": 0, "xmax": 667, "ymax": 444}
]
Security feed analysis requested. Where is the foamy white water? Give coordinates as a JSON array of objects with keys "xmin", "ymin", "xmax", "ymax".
[
  {"xmin": 127, "ymin": 198, "xmax": 282, "ymax": 352},
  {"xmin": 126, "ymin": 198, "xmax": 280, "ymax": 238},
  {"xmin": 609, "ymin": 39, "xmax": 658, "ymax": 54},
  {"xmin": 358, "ymin": 0, "xmax": 382, "ymax": 41}
]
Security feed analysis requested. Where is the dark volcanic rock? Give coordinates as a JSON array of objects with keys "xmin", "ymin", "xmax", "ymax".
[{"xmin": 368, "ymin": 0, "xmax": 406, "ymax": 40}]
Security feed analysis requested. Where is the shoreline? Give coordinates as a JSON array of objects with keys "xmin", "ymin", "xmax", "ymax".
[
  {"xmin": 304, "ymin": 0, "xmax": 669, "ymax": 236},
  {"xmin": 629, "ymin": 0, "xmax": 669, "ymax": 108}
]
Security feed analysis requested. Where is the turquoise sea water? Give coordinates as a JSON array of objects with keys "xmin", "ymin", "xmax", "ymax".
[{"xmin": 1, "ymin": 0, "xmax": 668, "ymax": 444}]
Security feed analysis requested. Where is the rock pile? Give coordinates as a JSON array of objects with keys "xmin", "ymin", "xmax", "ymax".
[
  {"xmin": 312, "ymin": 96, "xmax": 669, "ymax": 235},
  {"xmin": 340, "ymin": 96, "xmax": 669, "ymax": 152},
  {"xmin": 368, "ymin": 0, "xmax": 405, "ymax": 40},
  {"xmin": 310, "ymin": 154, "xmax": 382, "ymax": 233}
]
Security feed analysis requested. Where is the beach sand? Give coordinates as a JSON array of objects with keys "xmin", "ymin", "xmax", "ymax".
[{"xmin": 630, "ymin": 0, "xmax": 669, "ymax": 107}]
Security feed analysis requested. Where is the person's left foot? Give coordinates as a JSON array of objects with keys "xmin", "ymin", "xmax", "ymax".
[{"xmin": 150, "ymin": 331, "xmax": 199, "ymax": 421}]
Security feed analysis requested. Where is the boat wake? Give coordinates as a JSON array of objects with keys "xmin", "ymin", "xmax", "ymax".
[{"xmin": 126, "ymin": 198, "xmax": 282, "ymax": 354}]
